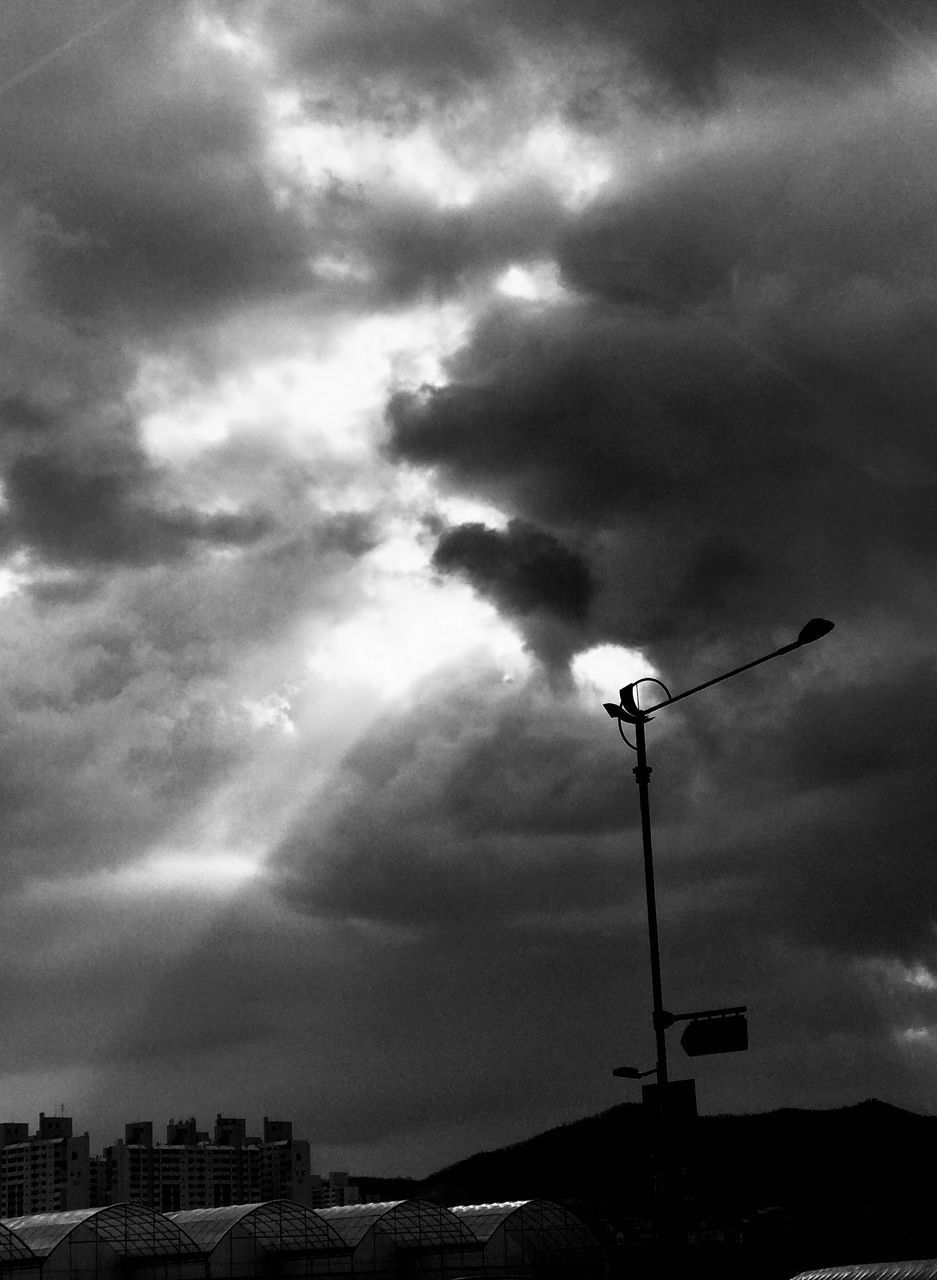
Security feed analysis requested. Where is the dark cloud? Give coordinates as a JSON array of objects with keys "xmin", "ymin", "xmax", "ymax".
[
  {"xmin": 428, "ymin": 518, "xmax": 595, "ymax": 671},
  {"xmin": 388, "ymin": 83, "xmax": 937, "ymax": 660},
  {"xmin": 559, "ymin": 88, "xmax": 937, "ymax": 307},
  {"xmin": 2, "ymin": 451, "xmax": 272, "ymax": 567},
  {"xmin": 0, "ymin": 2, "xmax": 314, "ymax": 332},
  {"xmin": 271, "ymin": 660, "xmax": 740, "ymax": 938},
  {"xmin": 613, "ymin": 0, "xmax": 937, "ymax": 104},
  {"xmin": 267, "ymin": 0, "xmax": 501, "ymax": 108},
  {"xmin": 501, "ymin": 0, "xmax": 926, "ymax": 106},
  {"xmin": 256, "ymin": 0, "xmax": 937, "ymax": 119},
  {"xmin": 432, "ymin": 518, "xmax": 593, "ymax": 642},
  {"xmin": 1, "ymin": 0, "xmax": 935, "ymax": 1180},
  {"xmin": 682, "ymin": 658, "xmax": 937, "ymax": 965},
  {"xmin": 0, "ymin": 394, "xmax": 56, "ymax": 433},
  {"xmin": 352, "ymin": 183, "xmax": 567, "ymax": 304},
  {"xmin": 272, "ymin": 677, "xmax": 626, "ymax": 932}
]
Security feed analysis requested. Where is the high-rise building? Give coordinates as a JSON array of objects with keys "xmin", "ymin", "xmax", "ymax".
[
  {"xmin": 97, "ymin": 1115, "xmax": 312, "ymax": 1210},
  {"xmin": 0, "ymin": 1113, "xmax": 90, "ymax": 1215}
]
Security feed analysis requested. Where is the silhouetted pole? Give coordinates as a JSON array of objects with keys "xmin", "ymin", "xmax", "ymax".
[
  {"xmin": 632, "ymin": 714, "xmax": 668, "ymax": 1087},
  {"xmin": 604, "ymin": 618, "xmax": 835, "ymax": 1246}
]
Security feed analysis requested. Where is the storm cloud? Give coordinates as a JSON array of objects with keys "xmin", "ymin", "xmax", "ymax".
[{"xmin": 1, "ymin": 0, "xmax": 936, "ymax": 1179}]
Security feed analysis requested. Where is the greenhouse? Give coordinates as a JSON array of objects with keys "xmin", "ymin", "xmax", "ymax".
[
  {"xmin": 793, "ymin": 1264, "xmax": 937, "ymax": 1280},
  {"xmin": 167, "ymin": 1201, "xmax": 351, "ymax": 1278},
  {"xmin": 316, "ymin": 1201, "xmax": 482, "ymax": 1278},
  {"xmin": 0, "ymin": 1199, "xmax": 604, "ymax": 1280},
  {"xmin": 0, "ymin": 1220, "xmax": 37, "ymax": 1277},
  {"xmin": 449, "ymin": 1201, "xmax": 602, "ymax": 1278},
  {"xmin": 0, "ymin": 1204, "xmax": 203, "ymax": 1280}
]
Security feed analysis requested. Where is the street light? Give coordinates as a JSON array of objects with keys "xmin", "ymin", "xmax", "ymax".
[
  {"xmin": 603, "ymin": 618, "xmax": 834, "ymax": 1089},
  {"xmin": 603, "ymin": 618, "xmax": 834, "ymax": 1246}
]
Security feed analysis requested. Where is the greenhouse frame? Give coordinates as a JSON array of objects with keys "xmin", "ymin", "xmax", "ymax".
[
  {"xmin": 0, "ymin": 1197, "xmax": 600, "ymax": 1280},
  {"xmin": 793, "ymin": 1263, "xmax": 937, "ymax": 1280},
  {"xmin": 0, "ymin": 1204, "xmax": 203, "ymax": 1280},
  {"xmin": 168, "ymin": 1201, "xmax": 351, "ymax": 1278},
  {"xmin": 450, "ymin": 1201, "xmax": 602, "ymax": 1278},
  {"xmin": 316, "ymin": 1201, "xmax": 482, "ymax": 1277}
]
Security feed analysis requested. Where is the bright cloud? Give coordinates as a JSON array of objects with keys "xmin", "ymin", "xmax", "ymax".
[
  {"xmin": 135, "ymin": 304, "xmax": 473, "ymax": 468},
  {"xmin": 306, "ymin": 569, "xmax": 530, "ymax": 699},
  {"xmin": 496, "ymin": 261, "xmax": 567, "ymax": 303},
  {"xmin": 24, "ymin": 853, "xmax": 264, "ymax": 902},
  {"xmin": 267, "ymin": 90, "xmax": 614, "ymax": 212},
  {"xmin": 572, "ymin": 644, "xmax": 660, "ymax": 701}
]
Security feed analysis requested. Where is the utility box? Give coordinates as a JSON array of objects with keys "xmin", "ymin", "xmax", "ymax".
[{"xmin": 641, "ymin": 1079, "xmax": 698, "ymax": 1127}]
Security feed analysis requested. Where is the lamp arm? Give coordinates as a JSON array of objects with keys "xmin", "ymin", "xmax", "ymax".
[{"xmin": 641, "ymin": 640, "xmax": 802, "ymax": 714}]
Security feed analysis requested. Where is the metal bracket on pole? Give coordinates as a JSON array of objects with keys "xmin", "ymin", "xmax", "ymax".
[{"xmin": 668, "ymin": 1004, "xmax": 747, "ymax": 1023}]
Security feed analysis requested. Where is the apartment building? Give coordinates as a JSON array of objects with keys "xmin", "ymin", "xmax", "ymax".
[
  {"xmin": 99, "ymin": 1114, "xmax": 312, "ymax": 1210},
  {"xmin": 0, "ymin": 1113, "xmax": 90, "ymax": 1215}
]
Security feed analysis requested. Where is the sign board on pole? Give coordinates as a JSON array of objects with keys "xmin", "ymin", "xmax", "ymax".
[{"xmin": 680, "ymin": 1012, "xmax": 748, "ymax": 1057}]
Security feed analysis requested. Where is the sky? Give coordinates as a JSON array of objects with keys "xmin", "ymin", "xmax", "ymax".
[{"xmin": 2, "ymin": 0, "xmax": 937, "ymax": 1179}]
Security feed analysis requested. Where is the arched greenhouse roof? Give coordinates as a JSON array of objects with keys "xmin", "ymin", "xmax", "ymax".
[
  {"xmin": 1, "ymin": 1204, "xmax": 201, "ymax": 1259},
  {"xmin": 314, "ymin": 1204, "xmax": 404, "ymax": 1248},
  {"xmin": 316, "ymin": 1201, "xmax": 478, "ymax": 1250},
  {"xmin": 449, "ymin": 1203, "xmax": 532, "ymax": 1243},
  {"xmin": 794, "ymin": 1264, "xmax": 937, "ymax": 1280},
  {"xmin": 450, "ymin": 1200, "xmax": 599, "ymax": 1250},
  {"xmin": 168, "ymin": 1200, "xmax": 348, "ymax": 1254},
  {"xmin": 0, "ymin": 1220, "xmax": 36, "ymax": 1263}
]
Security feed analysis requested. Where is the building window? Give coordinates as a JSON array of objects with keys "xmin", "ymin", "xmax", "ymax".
[{"xmin": 161, "ymin": 1185, "xmax": 181, "ymax": 1212}]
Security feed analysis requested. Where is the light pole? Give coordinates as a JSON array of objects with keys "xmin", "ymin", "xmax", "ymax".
[
  {"xmin": 604, "ymin": 617, "xmax": 834, "ymax": 1085},
  {"xmin": 604, "ymin": 618, "xmax": 834, "ymax": 1240}
]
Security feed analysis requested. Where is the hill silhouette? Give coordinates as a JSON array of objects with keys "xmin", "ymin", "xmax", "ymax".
[{"xmin": 358, "ymin": 1098, "xmax": 937, "ymax": 1278}]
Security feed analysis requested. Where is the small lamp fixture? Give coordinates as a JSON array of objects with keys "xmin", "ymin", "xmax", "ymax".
[{"xmin": 796, "ymin": 618, "xmax": 835, "ymax": 645}]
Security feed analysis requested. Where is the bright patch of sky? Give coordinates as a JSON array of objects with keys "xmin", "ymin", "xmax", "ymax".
[
  {"xmin": 23, "ymin": 851, "xmax": 263, "ymax": 901},
  {"xmin": 112, "ymin": 10, "xmax": 601, "ymax": 912},
  {"xmin": 572, "ymin": 644, "xmax": 659, "ymax": 702},
  {"xmin": 496, "ymin": 261, "xmax": 567, "ymax": 303},
  {"xmin": 268, "ymin": 92, "xmax": 613, "ymax": 211},
  {"xmin": 897, "ymin": 1026, "xmax": 937, "ymax": 1044},
  {"xmin": 133, "ymin": 286, "xmax": 528, "ymax": 712},
  {"xmin": 193, "ymin": 9, "xmax": 267, "ymax": 64},
  {"xmin": 241, "ymin": 690, "xmax": 297, "ymax": 735},
  {"xmin": 866, "ymin": 956, "xmax": 937, "ymax": 992},
  {"xmin": 135, "ymin": 304, "xmax": 472, "ymax": 468},
  {"xmin": 391, "ymin": 467, "xmax": 511, "ymax": 537},
  {"xmin": 306, "ymin": 569, "xmax": 530, "ymax": 699},
  {"xmin": 0, "ymin": 551, "xmax": 76, "ymax": 602},
  {"xmin": 904, "ymin": 963, "xmax": 937, "ymax": 990}
]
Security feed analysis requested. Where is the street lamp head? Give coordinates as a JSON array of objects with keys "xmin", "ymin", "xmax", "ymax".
[
  {"xmin": 604, "ymin": 689, "xmax": 647, "ymax": 725},
  {"xmin": 796, "ymin": 617, "xmax": 835, "ymax": 645}
]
